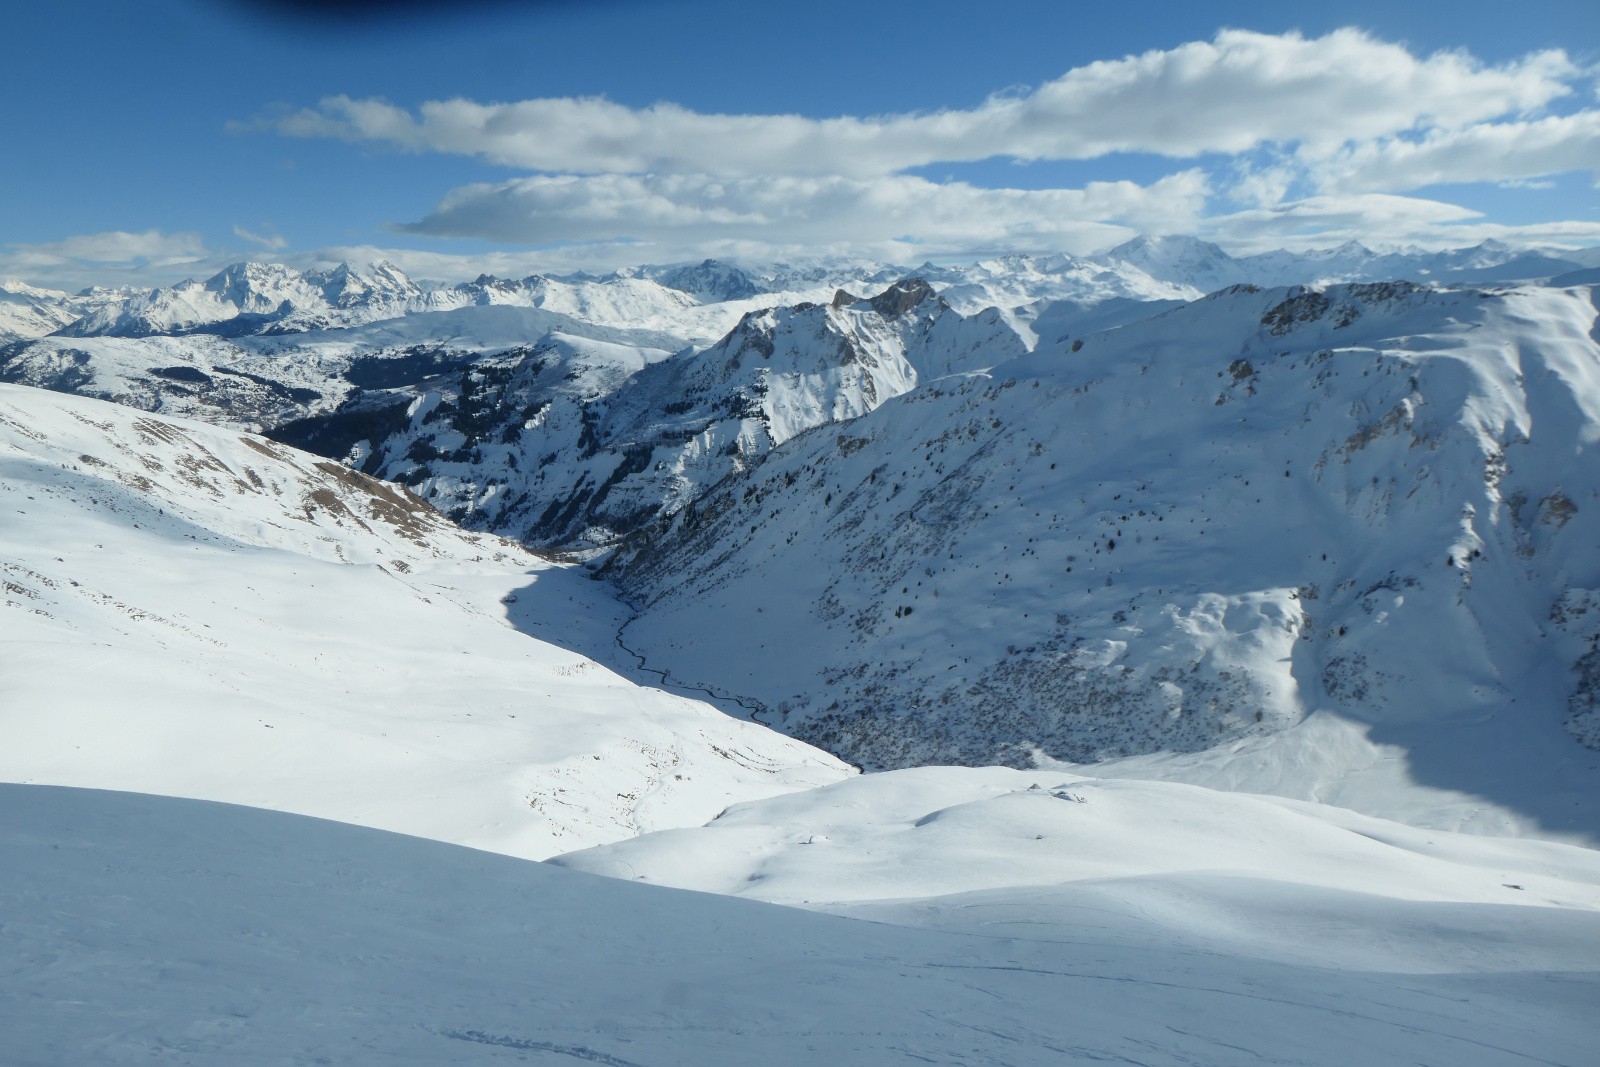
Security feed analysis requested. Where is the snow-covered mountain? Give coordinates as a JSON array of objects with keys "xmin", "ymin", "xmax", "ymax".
[
  {"xmin": 1096, "ymin": 235, "xmax": 1599, "ymax": 291},
  {"xmin": 0, "ymin": 383, "xmax": 850, "ymax": 858},
  {"xmin": 642, "ymin": 257, "xmax": 766, "ymax": 302},
  {"xmin": 0, "ymin": 278, "xmax": 118, "ymax": 343},
  {"xmin": 0, "ymin": 300, "xmax": 699, "ymax": 433},
  {"xmin": 278, "ymin": 278, "xmax": 1026, "ymax": 547},
  {"xmin": 1092, "ymin": 235, "xmax": 1246, "ymax": 294},
  {"xmin": 12, "ymin": 237, "xmax": 1594, "ymax": 432},
  {"xmin": 7, "ymin": 243, "xmax": 1600, "ymax": 1064},
  {"xmin": 7, "ymin": 243, "xmax": 1600, "ymax": 843},
  {"xmin": 45, "ymin": 257, "xmax": 884, "ymax": 348},
  {"xmin": 4, "ymin": 357, "xmax": 1598, "ymax": 1064},
  {"xmin": 909, "ymin": 252, "xmax": 1197, "ymax": 312},
  {"xmin": 59, "ymin": 260, "xmax": 424, "ymax": 337},
  {"xmin": 26, "ymin": 237, "xmax": 1600, "ymax": 350},
  {"xmin": 0, "ymin": 261, "xmax": 944, "ymax": 433},
  {"xmin": 603, "ymin": 279, "xmax": 1600, "ymax": 838}
]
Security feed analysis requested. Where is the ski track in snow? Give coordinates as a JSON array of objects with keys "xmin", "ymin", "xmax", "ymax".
[{"xmin": 435, "ymin": 1030, "xmax": 650, "ymax": 1066}]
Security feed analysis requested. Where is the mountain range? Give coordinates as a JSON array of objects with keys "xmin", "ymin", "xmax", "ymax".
[
  {"xmin": 8, "ymin": 234, "xmax": 1596, "ymax": 346},
  {"xmin": 5, "ymin": 379, "xmax": 1597, "ymax": 1065},
  {"xmin": 7, "ymin": 241, "xmax": 1600, "ymax": 811},
  {"xmin": 4, "ymin": 235, "xmax": 1599, "ymax": 1063}
]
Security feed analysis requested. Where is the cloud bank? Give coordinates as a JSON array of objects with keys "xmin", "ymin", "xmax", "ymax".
[
  {"xmin": 269, "ymin": 30, "xmax": 1576, "ymax": 179},
  {"xmin": 225, "ymin": 29, "xmax": 1600, "ymax": 263},
  {"xmin": 399, "ymin": 171, "xmax": 1211, "ymax": 255},
  {"xmin": 0, "ymin": 231, "xmax": 209, "ymax": 290}
]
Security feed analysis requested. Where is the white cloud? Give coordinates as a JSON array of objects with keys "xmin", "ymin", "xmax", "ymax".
[
  {"xmin": 397, "ymin": 170, "xmax": 1211, "ymax": 257},
  {"xmin": 261, "ymin": 30, "xmax": 1578, "ymax": 179},
  {"xmin": 1308, "ymin": 111, "xmax": 1600, "ymax": 194},
  {"xmin": 233, "ymin": 224, "xmax": 289, "ymax": 251},
  {"xmin": 1228, "ymin": 160, "xmax": 1299, "ymax": 209},
  {"xmin": 1199, "ymin": 193, "xmax": 1600, "ymax": 253},
  {"xmin": 238, "ymin": 28, "xmax": 1600, "ymax": 267},
  {"xmin": 0, "ymin": 230, "xmax": 209, "ymax": 290},
  {"xmin": 5, "ymin": 230, "xmax": 206, "ymax": 267}
]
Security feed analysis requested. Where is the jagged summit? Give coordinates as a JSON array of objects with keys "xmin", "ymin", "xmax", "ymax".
[
  {"xmin": 647, "ymin": 258, "xmax": 765, "ymax": 303},
  {"xmin": 865, "ymin": 276, "xmax": 942, "ymax": 318}
]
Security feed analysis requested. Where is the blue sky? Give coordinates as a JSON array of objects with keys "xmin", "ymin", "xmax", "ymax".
[{"xmin": 2, "ymin": 0, "xmax": 1597, "ymax": 287}]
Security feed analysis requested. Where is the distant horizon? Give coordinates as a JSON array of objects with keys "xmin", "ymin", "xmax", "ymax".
[{"xmin": 5, "ymin": 230, "xmax": 1597, "ymax": 295}]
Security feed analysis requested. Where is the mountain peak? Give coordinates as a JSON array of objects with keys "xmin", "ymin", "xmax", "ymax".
[
  {"xmin": 651, "ymin": 258, "xmax": 763, "ymax": 302},
  {"xmin": 867, "ymin": 277, "xmax": 940, "ymax": 319},
  {"xmin": 1105, "ymin": 234, "xmax": 1229, "ymax": 259},
  {"xmin": 1095, "ymin": 234, "xmax": 1242, "ymax": 293}
]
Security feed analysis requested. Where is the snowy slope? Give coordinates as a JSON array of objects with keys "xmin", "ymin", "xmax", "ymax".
[
  {"xmin": 1023, "ymin": 294, "xmax": 1190, "ymax": 351},
  {"xmin": 7, "ymin": 783, "xmax": 1597, "ymax": 1067},
  {"xmin": 606, "ymin": 280, "xmax": 1600, "ymax": 839},
  {"xmin": 0, "ymin": 383, "xmax": 850, "ymax": 858},
  {"xmin": 0, "ymin": 332, "xmax": 332, "ymax": 430},
  {"xmin": 555, "ymin": 765, "xmax": 1600, "ymax": 910},
  {"xmin": 554, "ymin": 765, "xmax": 1600, "ymax": 998}
]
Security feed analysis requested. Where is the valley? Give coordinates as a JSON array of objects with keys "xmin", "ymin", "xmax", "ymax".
[{"xmin": 4, "ymin": 236, "xmax": 1599, "ymax": 1065}]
